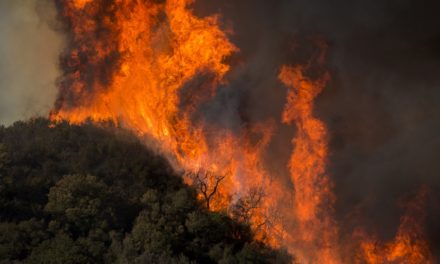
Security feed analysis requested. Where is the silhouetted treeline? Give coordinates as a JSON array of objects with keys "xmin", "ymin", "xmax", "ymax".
[{"xmin": 0, "ymin": 118, "xmax": 291, "ymax": 264}]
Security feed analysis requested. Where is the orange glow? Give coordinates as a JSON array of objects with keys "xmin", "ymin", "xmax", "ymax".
[
  {"xmin": 51, "ymin": 0, "xmax": 433, "ymax": 263},
  {"xmin": 72, "ymin": 0, "xmax": 92, "ymax": 9},
  {"xmin": 51, "ymin": 0, "xmax": 276, "ymax": 238},
  {"xmin": 357, "ymin": 187, "xmax": 432, "ymax": 264},
  {"xmin": 279, "ymin": 64, "xmax": 340, "ymax": 263},
  {"xmin": 52, "ymin": 0, "xmax": 236, "ymax": 174}
]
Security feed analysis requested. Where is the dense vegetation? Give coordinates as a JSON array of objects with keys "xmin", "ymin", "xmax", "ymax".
[{"xmin": 0, "ymin": 118, "xmax": 291, "ymax": 264}]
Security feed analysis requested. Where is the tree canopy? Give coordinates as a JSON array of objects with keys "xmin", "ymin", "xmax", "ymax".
[{"xmin": 0, "ymin": 118, "xmax": 291, "ymax": 264}]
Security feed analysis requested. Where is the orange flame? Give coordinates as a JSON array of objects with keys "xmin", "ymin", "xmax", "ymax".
[
  {"xmin": 51, "ymin": 0, "xmax": 433, "ymax": 263},
  {"xmin": 357, "ymin": 187, "xmax": 432, "ymax": 264},
  {"xmin": 51, "ymin": 0, "xmax": 277, "ymax": 233},
  {"xmin": 53, "ymin": 0, "xmax": 234, "ymax": 172},
  {"xmin": 279, "ymin": 64, "xmax": 340, "ymax": 263}
]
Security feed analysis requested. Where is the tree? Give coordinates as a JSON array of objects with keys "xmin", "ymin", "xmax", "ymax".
[
  {"xmin": 231, "ymin": 187, "xmax": 265, "ymax": 224},
  {"xmin": 0, "ymin": 119, "xmax": 292, "ymax": 263},
  {"xmin": 45, "ymin": 174, "xmax": 125, "ymax": 237},
  {"xmin": 0, "ymin": 219, "xmax": 48, "ymax": 261},
  {"xmin": 26, "ymin": 233, "xmax": 90, "ymax": 264},
  {"xmin": 0, "ymin": 143, "xmax": 8, "ymax": 173},
  {"xmin": 186, "ymin": 170, "xmax": 226, "ymax": 210}
]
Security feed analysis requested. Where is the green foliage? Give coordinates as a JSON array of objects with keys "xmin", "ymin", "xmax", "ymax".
[
  {"xmin": 26, "ymin": 233, "xmax": 90, "ymax": 264},
  {"xmin": 0, "ymin": 118, "xmax": 291, "ymax": 263},
  {"xmin": 0, "ymin": 219, "xmax": 48, "ymax": 261},
  {"xmin": 0, "ymin": 143, "xmax": 8, "ymax": 173}
]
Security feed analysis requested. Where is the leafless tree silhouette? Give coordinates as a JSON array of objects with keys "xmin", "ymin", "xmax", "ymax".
[
  {"xmin": 231, "ymin": 186, "xmax": 265, "ymax": 223},
  {"xmin": 186, "ymin": 170, "xmax": 227, "ymax": 210}
]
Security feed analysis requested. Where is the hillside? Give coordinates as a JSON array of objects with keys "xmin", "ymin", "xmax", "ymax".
[{"xmin": 0, "ymin": 118, "xmax": 291, "ymax": 264}]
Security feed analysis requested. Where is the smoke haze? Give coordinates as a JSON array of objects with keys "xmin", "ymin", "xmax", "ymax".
[
  {"xmin": 193, "ymin": 0, "xmax": 440, "ymax": 254},
  {"xmin": 0, "ymin": 0, "xmax": 63, "ymax": 125},
  {"xmin": 1, "ymin": 0, "xmax": 440, "ymax": 259}
]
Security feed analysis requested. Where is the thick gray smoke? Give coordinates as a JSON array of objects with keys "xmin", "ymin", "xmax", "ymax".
[
  {"xmin": 0, "ymin": 0, "xmax": 63, "ymax": 125},
  {"xmin": 194, "ymin": 0, "xmax": 440, "ymax": 254}
]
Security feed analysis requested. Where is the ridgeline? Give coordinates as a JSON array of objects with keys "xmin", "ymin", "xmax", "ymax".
[{"xmin": 0, "ymin": 118, "xmax": 291, "ymax": 264}]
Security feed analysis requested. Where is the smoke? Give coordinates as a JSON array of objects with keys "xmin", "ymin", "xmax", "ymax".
[
  {"xmin": 193, "ymin": 0, "xmax": 440, "ymax": 253},
  {"xmin": 3, "ymin": 0, "xmax": 437, "ymax": 258},
  {"xmin": 0, "ymin": 0, "xmax": 63, "ymax": 125}
]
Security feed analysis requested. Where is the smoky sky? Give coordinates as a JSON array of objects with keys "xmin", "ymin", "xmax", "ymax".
[
  {"xmin": 0, "ymin": 0, "xmax": 63, "ymax": 125},
  {"xmin": 193, "ymin": 0, "xmax": 440, "ymax": 253},
  {"xmin": 2, "ymin": 0, "xmax": 440, "ymax": 255}
]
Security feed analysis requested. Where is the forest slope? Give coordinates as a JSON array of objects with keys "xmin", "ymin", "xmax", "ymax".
[{"xmin": 0, "ymin": 118, "xmax": 291, "ymax": 264}]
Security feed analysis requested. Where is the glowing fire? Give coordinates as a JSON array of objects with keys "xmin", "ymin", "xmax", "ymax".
[
  {"xmin": 356, "ymin": 187, "xmax": 432, "ymax": 264},
  {"xmin": 279, "ymin": 63, "xmax": 340, "ymax": 263},
  {"xmin": 50, "ymin": 0, "xmax": 432, "ymax": 263},
  {"xmin": 51, "ymin": 0, "xmax": 275, "ymax": 228}
]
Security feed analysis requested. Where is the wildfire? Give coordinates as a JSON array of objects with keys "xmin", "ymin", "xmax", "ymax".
[
  {"xmin": 51, "ymin": 0, "xmax": 275, "ymax": 230},
  {"xmin": 50, "ymin": 0, "xmax": 433, "ymax": 263},
  {"xmin": 279, "ymin": 63, "xmax": 340, "ymax": 263},
  {"xmin": 356, "ymin": 187, "xmax": 432, "ymax": 264}
]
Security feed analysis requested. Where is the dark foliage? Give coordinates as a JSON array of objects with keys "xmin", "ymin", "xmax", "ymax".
[{"xmin": 0, "ymin": 118, "xmax": 291, "ymax": 264}]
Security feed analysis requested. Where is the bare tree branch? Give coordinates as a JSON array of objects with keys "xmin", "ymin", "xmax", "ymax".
[{"xmin": 186, "ymin": 170, "xmax": 227, "ymax": 210}]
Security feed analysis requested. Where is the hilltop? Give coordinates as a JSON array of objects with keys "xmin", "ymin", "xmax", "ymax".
[{"xmin": 0, "ymin": 118, "xmax": 291, "ymax": 264}]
